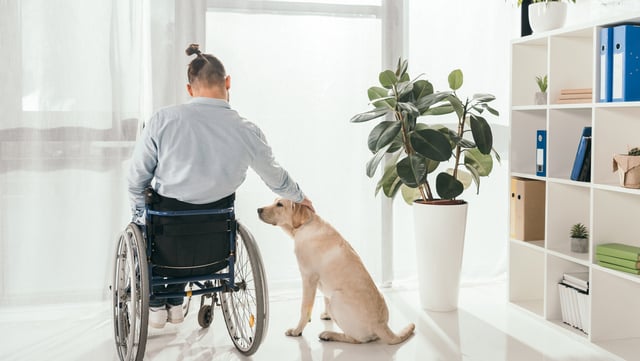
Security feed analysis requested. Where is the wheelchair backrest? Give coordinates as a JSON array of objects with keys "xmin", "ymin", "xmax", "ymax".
[{"xmin": 144, "ymin": 188, "xmax": 236, "ymax": 277}]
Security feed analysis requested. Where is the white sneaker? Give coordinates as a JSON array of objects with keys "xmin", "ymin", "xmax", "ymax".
[
  {"xmin": 149, "ymin": 306, "xmax": 167, "ymax": 328},
  {"xmin": 167, "ymin": 304, "xmax": 184, "ymax": 324}
]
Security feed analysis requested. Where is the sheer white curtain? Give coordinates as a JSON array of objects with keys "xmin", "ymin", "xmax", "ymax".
[{"xmin": 0, "ymin": 0, "xmax": 149, "ymax": 304}]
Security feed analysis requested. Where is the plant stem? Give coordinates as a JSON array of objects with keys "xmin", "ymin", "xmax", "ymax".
[
  {"xmin": 452, "ymin": 97, "xmax": 467, "ymax": 181},
  {"xmin": 422, "ymin": 183, "xmax": 432, "ymax": 201}
]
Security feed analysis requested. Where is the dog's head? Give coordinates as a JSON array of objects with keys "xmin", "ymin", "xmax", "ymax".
[{"xmin": 257, "ymin": 199, "xmax": 314, "ymax": 230}]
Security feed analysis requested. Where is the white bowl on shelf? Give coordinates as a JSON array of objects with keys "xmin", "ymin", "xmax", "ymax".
[{"xmin": 528, "ymin": 2, "xmax": 567, "ymax": 33}]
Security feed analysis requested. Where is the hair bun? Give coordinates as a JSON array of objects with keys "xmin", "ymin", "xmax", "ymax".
[{"xmin": 185, "ymin": 43, "xmax": 201, "ymax": 56}]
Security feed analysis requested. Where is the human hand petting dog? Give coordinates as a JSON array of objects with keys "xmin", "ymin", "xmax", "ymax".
[{"xmin": 299, "ymin": 197, "xmax": 315, "ymax": 213}]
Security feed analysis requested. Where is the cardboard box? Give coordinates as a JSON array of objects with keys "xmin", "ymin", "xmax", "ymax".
[{"xmin": 510, "ymin": 177, "xmax": 546, "ymax": 241}]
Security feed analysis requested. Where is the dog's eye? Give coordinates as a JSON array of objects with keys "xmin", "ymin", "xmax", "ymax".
[{"xmin": 276, "ymin": 202, "xmax": 283, "ymax": 207}]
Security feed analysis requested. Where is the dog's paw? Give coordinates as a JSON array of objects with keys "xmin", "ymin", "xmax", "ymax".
[
  {"xmin": 285, "ymin": 328, "xmax": 302, "ymax": 337},
  {"xmin": 318, "ymin": 331, "xmax": 334, "ymax": 341},
  {"xmin": 319, "ymin": 312, "xmax": 332, "ymax": 320}
]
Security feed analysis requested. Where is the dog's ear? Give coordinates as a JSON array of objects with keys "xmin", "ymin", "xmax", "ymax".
[{"xmin": 292, "ymin": 203, "xmax": 313, "ymax": 229}]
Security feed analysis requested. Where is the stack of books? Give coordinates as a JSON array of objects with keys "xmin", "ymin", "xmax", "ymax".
[
  {"xmin": 557, "ymin": 88, "xmax": 593, "ymax": 104},
  {"xmin": 596, "ymin": 243, "xmax": 640, "ymax": 275},
  {"xmin": 558, "ymin": 272, "xmax": 589, "ymax": 334}
]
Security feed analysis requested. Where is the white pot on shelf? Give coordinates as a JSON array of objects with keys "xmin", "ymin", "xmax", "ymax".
[
  {"xmin": 413, "ymin": 200, "xmax": 468, "ymax": 312},
  {"xmin": 535, "ymin": 91, "xmax": 547, "ymax": 105},
  {"xmin": 528, "ymin": 2, "xmax": 567, "ymax": 33}
]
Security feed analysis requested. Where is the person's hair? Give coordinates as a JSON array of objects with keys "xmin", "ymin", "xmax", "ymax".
[{"xmin": 185, "ymin": 44, "xmax": 226, "ymax": 87}]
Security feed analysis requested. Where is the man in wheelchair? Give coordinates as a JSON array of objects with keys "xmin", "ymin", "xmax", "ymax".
[{"xmin": 127, "ymin": 43, "xmax": 313, "ymax": 329}]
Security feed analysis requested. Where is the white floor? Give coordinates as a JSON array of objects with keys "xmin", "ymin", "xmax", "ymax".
[{"xmin": 0, "ymin": 281, "xmax": 624, "ymax": 361}]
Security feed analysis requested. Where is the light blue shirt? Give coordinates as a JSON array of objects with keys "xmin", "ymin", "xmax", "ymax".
[{"xmin": 128, "ymin": 97, "xmax": 304, "ymax": 214}]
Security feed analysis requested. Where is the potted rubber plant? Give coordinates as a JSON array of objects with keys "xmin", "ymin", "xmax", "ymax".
[{"xmin": 350, "ymin": 59, "xmax": 500, "ymax": 311}]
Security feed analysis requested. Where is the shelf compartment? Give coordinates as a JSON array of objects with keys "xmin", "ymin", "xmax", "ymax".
[
  {"xmin": 592, "ymin": 189, "xmax": 640, "ymax": 250},
  {"xmin": 509, "ymin": 240, "xmax": 545, "ymax": 317},
  {"xmin": 510, "ymin": 109, "xmax": 546, "ymax": 175},
  {"xmin": 548, "ymin": 29, "xmax": 594, "ymax": 105},
  {"xmin": 547, "ymin": 108, "xmax": 592, "ymax": 180},
  {"xmin": 545, "ymin": 254, "xmax": 590, "ymax": 335},
  {"xmin": 511, "ymin": 38, "xmax": 548, "ymax": 107},
  {"xmin": 545, "ymin": 182, "xmax": 590, "ymax": 258},
  {"xmin": 593, "ymin": 106, "xmax": 640, "ymax": 186},
  {"xmin": 590, "ymin": 267, "xmax": 640, "ymax": 360}
]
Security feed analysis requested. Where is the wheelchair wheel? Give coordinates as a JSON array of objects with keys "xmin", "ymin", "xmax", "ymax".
[
  {"xmin": 198, "ymin": 304, "xmax": 213, "ymax": 328},
  {"xmin": 112, "ymin": 223, "xmax": 149, "ymax": 361},
  {"xmin": 220, "ymin": 222, "xmax": 269, "ymax": 356}
]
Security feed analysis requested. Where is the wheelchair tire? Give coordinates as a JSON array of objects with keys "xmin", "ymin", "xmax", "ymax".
[
  {"xmin": 112, "ymin": 223, "xmax": 149, "ymax": 361},
  {"xmin": 220, "ymin": 222, "xmax": 269, "ymax": 356},
  {"xmin": 198, "ymin": 304, "xmax": 213, "ymax": 328}
]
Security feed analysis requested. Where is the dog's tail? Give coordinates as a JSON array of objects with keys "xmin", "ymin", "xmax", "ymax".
[{"xmin": 375, "ymin": 323, "xmax": 415, "ymax": 345}]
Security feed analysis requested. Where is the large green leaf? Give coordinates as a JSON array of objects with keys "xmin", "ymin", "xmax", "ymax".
[
  {"xmin": 416, "ymin": 91, "xmax": 450, "ymax": 114},
  {"xmin": 397, "ymin": 154, "xmax": 427, "ymax": 188},
  {"xmin": 422, "ymin": 104, "xmax": 454, "ymax": 116},
  {"xmin": 397, "ymin": 81, "xmax": 414, "ymax": 99},
  {"xmin": 366, "ymin": 147, "xmax": 387, "ymax": 177},
  {"xmin": 375, "ymin": 162, "xmax": 402, "ymax": 198},
  {"xmin": 368, "ymin": 121, "xmax": 401, "ymax": 153},
  {"xmin": 409, "ymin": 128, "xmax": 452, "ymax": 162},
  {"xmin": 448, "ymin": 69, "xmax": 463, "ymax": 90},
  {"xmin": 387, "ymin": 133, "xmax": 404, "ymax": 153},
  {"xmin": 485, "ymin": 104, "xmax": 499, "ymax": 117},
  {"xmin": 436, "ymin": 172, "xmax": 463, "ymax": 199},
  {"xmin": 368, "ymin": 87, "xmax": 396, "ymax": 109},
  {"xmin": 368, "ymin": 86, "xmax": 388, "ymax": 101},
  {"xmin": 446, "ymin": 167, "xmax": 472, "ymax": 189},
  {"xmin": 397, "ymin": 102, "xmax": 419, "ymax": 119},
  {"xmin": 379, "ymin": 70, "xmax": 397, "ymax": 89},
  {"xmin": 412, "ymin": 80, "xmax": 434, "ymax": 100},
  {"xmin": 447, "ymin": 94, "xmax": 465, "ymax": 121},
  {"xmin": 350, "ymin": 107, "xmax": 389, "ymax": 123},
  {"xmin": 464, "ymin": 148, "xmax": 493, "ymax": 176},
  {"xmin": 472, "ymin": 93, "xmax": 496, "ymax": 103},
  {"xmin": 401, "ymin": 184, "xmax": 421, "ymax": 205},
  {"xmin": 469, "ymin": 114, "xmax": 493, "ymax": 154},
  {"xmin": 463, "ymin": 163, "xmax": 481, "ymax": 194}
]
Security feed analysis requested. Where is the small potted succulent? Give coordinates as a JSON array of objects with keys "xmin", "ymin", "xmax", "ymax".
[
  {"xmin": 613, "ymin": 146, "xmax": 640, "ymax": 189},
  {"xmin": 535, "ymin": 75, "xmax": 547, "ymax": 105},
  {"xmin": 570, "ymin": 222, "xmax": 588, "ymax": 253}
]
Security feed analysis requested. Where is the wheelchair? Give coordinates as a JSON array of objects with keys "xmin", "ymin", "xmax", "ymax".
[{"xmin": 111, "ymin": 188, "xmax": 268, "ymax": 360}]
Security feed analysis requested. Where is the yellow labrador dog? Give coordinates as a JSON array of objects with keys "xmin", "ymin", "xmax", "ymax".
[{"xmin": 257, "ymin": 199, "xmax": 415, "ymax": 344}]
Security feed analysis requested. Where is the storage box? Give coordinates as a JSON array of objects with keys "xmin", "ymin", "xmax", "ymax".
[{"xmin": 510, "ymin": 177, "xmax": 546, "ymax": 241}]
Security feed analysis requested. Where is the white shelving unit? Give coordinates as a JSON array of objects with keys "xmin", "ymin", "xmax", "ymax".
[{"xmin": 509, "ymin": 14, "xmax": 640, "ymax": 361}]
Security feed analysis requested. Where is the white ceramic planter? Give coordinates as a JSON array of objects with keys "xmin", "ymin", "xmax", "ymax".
[
  {"xmin": 528, "ymin": 2, "xmax": 567, "ymax": 33},
  {"xmin": 413, "ymin": 200, "xmax": 468, "ymax": 312}
]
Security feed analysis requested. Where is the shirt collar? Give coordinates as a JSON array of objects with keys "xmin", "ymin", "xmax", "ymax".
[{"xmin": 188, "ymin": 97, "xmax": 231, "ymax": 108}]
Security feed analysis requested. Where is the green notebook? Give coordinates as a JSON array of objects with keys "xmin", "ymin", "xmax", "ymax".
[
  {"xmin": 595, "ymin": 243, "xmax": 640, "ymax": 261},
  {"xmin": 596, "ymin": 254, "xmax": 640, "ymax": 269},
  {"xmin": 598, "ymin": 261, "xmax": 640, "ymax": 275}
]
